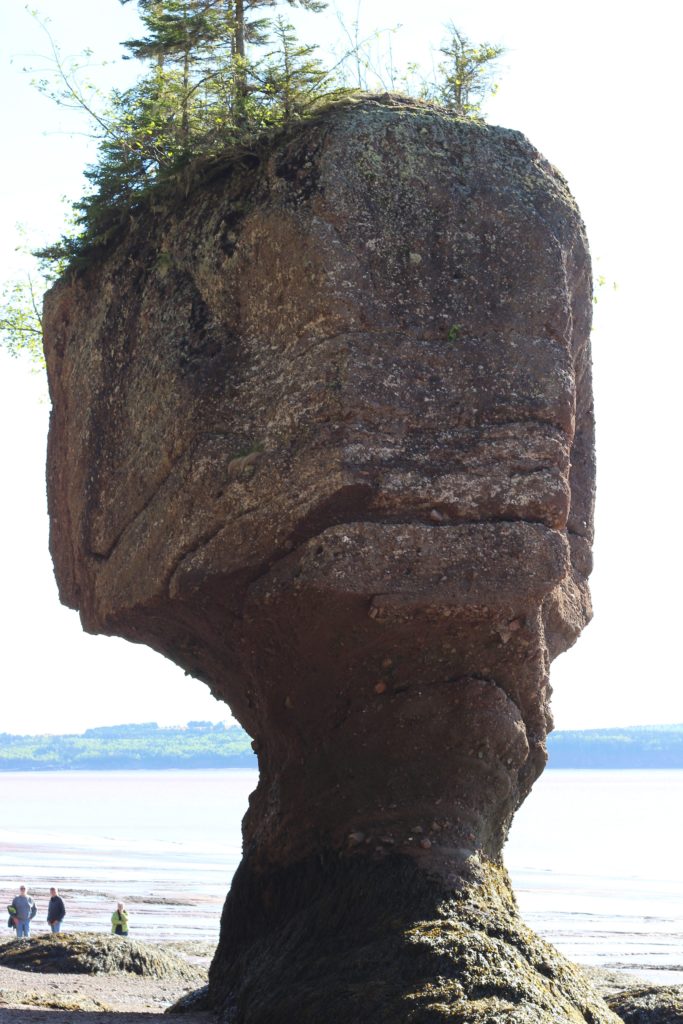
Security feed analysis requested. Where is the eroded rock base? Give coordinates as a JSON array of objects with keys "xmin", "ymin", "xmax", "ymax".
[{"xmin": 209, "ymin": 854, "xmax": 619, "ymax": 1023}]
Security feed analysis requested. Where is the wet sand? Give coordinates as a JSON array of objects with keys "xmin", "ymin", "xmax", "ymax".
[{"xmin": 0, "ymin": 883, "xmax": 224, "ymax": 946}]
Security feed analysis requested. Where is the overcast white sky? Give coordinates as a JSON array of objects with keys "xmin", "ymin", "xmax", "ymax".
[{"xmin": 1, "ymin": 0, "xmax": 682, "ymax": 735}]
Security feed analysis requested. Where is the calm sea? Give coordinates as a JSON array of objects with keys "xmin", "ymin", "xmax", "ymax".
[
  {"xmin": 0, "ymin": 768, "xmax": 681, "ymax": 984},
  {"xmin": 506, "ymin": 769, "xmax": 683, "ymax": 985}
]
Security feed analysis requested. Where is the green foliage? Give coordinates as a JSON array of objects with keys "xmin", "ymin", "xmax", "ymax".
[
  {"xmin": 431, "ymin": 23, "xmax": 504, "ymax": 118},
  {"xmin": 329, "ymin": 13, "xmax": 503, "ymax": 116},
  {"xmin": 260, "ymin": 15, "xmax": 344, "ymax": 122},
  {"xmin": 1, "ymin": 224, "xmax": 73, "ymax": 365},
  {"xmin": 8, "ymin": 4, "xmax": 508, "ymax": 284},
  {"xmin": 593, "ymin": 270, "xmax": 618, "ymax": 305},
  {"xmin": 0, "ymin": 721, "xmax": 256, "ymax": 770},
  {"xmin": 547, "ymin": 724, "xmax": 683, "ymax": 768},
  {"xmin": 0, "ymin": 276, "xmax": 45, "ymax": 365},
  {"xmin": 30, "ymin": 0, "xmax": 334, "ymax": 266}
]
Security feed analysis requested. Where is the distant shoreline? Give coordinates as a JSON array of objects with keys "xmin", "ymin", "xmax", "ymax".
[
  {"xmin": 0, "ymin": 721, "xmax": 256, "ymax": 772},
  {"xmin": 1, "ymin": 721, "xmax": 682, "ymax": 771},
  {"xmin": 546, "ymin": 723, "xmax": 683, "ymax": 769}
]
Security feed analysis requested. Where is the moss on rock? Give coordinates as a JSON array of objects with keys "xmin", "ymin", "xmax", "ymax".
[
  {"xmin": 210, "ymin": 853, "xmax": 620, "ymax": 1022},
  {"xmin": 0, "ymin": 932, "xmax": 203, "ymax": 982}
]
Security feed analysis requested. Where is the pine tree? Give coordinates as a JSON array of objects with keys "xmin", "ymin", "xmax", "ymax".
[
  {"xmin": 115, "ymin": 0, "xmax": 329, "ymax": 159},
  {"xmin": 58, "ymin": 0, "xmax": 332, "ymax": 254},
  {"xmin": 120, "ymin": 1, "xmax": 327, "ymax": 116},
  {"xmin": 120, "ymin": 0, "xmax": 243, "ymax": 150},
  {"xmin": 210, "ymin": 1, "xmax": 328, "ymax": 124},
  {"xmin": 20, "ymin": 4, "xmax": 505, "ymax": 273},
  {"xmin": 435, "ymin": 24, "xmax": 504, "ymax": 118},
  {"xmin": 260, "ymin": 15, "xmax": 340, "ymax": 123}
]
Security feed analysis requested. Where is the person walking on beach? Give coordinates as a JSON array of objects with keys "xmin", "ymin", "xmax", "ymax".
[
  {"xmin": 12, "ymin": 885, "xmax": 37, "ymax": 940},
  {"xmin": 47, "ymin": 887, "xmax": 66, "ymax": 933},
  {"xmin": 111, "ymin": 901, "xmax": 129, "ymax": 937}
]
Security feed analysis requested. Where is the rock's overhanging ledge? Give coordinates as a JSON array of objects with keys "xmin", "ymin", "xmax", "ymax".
[{"xmin": 44, "ymin": 95, "xmax": 605, "ymax": 1022}]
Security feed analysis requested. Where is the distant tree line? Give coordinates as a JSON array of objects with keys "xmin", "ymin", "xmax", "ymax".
[
  {"xmin": 0, "ymin": 721, "xmax": 682, "ymax": 771},
  {"xmin": 0, "ymin": 721, "xmax": 256, "ymax": 770},
  {"xmin": 547, "ymin": 725, "xmax": 683, "ymax": 769}
]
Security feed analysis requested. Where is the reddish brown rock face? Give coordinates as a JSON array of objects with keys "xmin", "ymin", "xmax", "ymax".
[{"xmin": 44, "ymin": 97, "xmax": 602, "ymax": 1022}]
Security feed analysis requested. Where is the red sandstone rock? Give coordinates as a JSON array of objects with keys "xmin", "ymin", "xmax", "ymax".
[{"xmin": 44, "ymin": 96, "xmax": 608, "ymax": 1022}]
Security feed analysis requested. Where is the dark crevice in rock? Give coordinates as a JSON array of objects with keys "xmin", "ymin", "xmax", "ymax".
[
  {"xmin": 166, "ymin": 505, "xmax": 260, "ymax": 597},
  {"xmin": 86, "ymin": 429, "xmax": 238, "ymax": 562}
]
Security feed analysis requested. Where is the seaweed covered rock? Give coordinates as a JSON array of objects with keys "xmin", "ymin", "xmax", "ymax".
[
  {"xmin": 212, "ymin": 854, "xmax": 618, "ymax": 1023},
  {"xmin": 44, "ymin": 95, "xmax": 601, "ymax": 1022},
  {"xmin": 0, "ymin": 989, "xmax": 113, "ymax": 1013},
  {"xmin": 0, "ymin": 933, "xmax": 202, "ymax": 982},
  {"xmin": 607, "ymin": 985, "xmax": 683, "ymax": 1023}
]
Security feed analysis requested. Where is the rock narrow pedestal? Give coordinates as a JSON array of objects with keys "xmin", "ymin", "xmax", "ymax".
[{"xmin": 44, "ymin": 97, "xmax": 613, "ymax": 1021}]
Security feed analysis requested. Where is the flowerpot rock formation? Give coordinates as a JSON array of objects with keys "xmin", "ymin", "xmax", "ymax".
[{"xmin": 44, "ymin": 96, "xmax": 612, "ymax": 1021}]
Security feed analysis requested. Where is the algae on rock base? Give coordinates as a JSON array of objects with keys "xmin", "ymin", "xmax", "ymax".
[
  {"xmin": 0, "ymin": 932, "xmax": 203, "ymax": 982},
  {"xmin": 209, "ymin": 854, "xmax": 620, "ymax": 1023},
  {"xmin": 607, "ymin": 985, "xmax": 683, "ymax": 1024}
]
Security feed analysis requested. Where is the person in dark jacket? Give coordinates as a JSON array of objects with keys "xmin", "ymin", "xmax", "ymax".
[{"xmin": 47, "ymin": 887, "xmax": 66, "ymax": 933}]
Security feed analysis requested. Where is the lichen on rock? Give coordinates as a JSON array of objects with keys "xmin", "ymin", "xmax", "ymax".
[{"xmin": 44, "ymin": 94, "xmax": 603, "ymax": 1022}]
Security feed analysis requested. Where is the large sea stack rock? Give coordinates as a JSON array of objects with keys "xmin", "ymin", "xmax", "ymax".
[{"xmin": 44, "ymin": 96, "xmax": 609, "ymax": 1022}]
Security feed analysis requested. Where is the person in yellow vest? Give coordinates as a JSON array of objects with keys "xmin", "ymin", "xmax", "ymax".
[{"xmin": 111, "ymin": 901, "xmax": 129, "ymax": 937}]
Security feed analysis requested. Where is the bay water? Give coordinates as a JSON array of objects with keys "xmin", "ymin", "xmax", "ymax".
[
  {"xmin": 0, "ymin": 767, "xmax": 681, "ymax": 985},
  {"xmin": 506, "ymin": 768, "xmax": 683, "ymax": 985}
]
